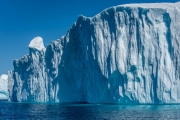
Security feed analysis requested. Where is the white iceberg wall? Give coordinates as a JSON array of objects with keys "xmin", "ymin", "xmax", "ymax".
[
  {"xmin": 10, "ymin": 37, "xmax": 49, "ymax": 102},
  {"xmin": 9, "ymin": 2, "xmax": 180, "ymax": 103},
  {"xmin": 0, "ymin": 74, "xmax": 8, "ymax": 99}
]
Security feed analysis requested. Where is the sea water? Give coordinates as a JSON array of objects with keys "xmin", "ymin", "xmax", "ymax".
[{"xmin": 0, "ymin": 102, "xmax": 180, "ymax": 119}]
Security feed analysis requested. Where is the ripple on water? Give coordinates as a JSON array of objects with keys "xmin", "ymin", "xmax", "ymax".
[{"xmin": 0, "ymin": 102, "xmax": 180, "ymax": 120}]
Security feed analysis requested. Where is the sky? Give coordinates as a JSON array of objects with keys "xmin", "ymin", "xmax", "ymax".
[{"xmin": 0, "ymin": 0, "xmax": 178, "ymax": 75}]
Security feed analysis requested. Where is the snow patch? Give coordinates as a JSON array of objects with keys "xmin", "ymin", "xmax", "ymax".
[
  {"xmin": 1, "ymin": 74, "xmax": 8, "ymax": 80},
  {"xmin": 119, "ymin": 2, "xmax": 180, "ymax": 9},
  {"xmin": 29, "ymin": 36, "xmax": 45, "ymax": 51}
]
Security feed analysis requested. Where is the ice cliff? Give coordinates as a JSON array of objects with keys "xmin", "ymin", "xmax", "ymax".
[
  {"xmin": 0, "ymin": 74, "xmax": 8, "ymax": 99},
  {"xmin": 9, "ymin": 2, "xmax": 180, "ymax": 104}
]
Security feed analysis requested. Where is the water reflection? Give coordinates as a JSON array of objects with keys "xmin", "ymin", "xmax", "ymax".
[{"xmin": 0, "ymin": 102, "xmax": 180, "ymax": 119}]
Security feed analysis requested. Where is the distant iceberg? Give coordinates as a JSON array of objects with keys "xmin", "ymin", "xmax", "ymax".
[
  {"xmin": 0, "ymin": 74, "xmax": 8, "ymax": 99},
  {"xmin": 8, "ymin": 2, "xmax": 180, "ymax": 104}
]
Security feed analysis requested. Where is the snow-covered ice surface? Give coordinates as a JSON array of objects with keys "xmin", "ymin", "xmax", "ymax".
[
  {"xmin": 0, "ymin": 74, "xmax": 8, "ymax": 99},
  {"xmin": 29, "ymin": 36, "xmax": 45, "ymax": 51},
  {"xmin": 9, "ymin": 2, "xmax": 180, "ymax": 103}
]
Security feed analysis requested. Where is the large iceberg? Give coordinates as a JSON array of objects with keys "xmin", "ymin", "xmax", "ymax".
[
  {"xmin": 9, "ymin": 2, "xmax": 180, "ymax": 104},
  {"xmin": 0, "ymin": 74, "xmax": 8, "ymax": 99}
]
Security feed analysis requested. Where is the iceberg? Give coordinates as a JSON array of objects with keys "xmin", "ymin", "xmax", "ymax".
[
  {"xmin": 9, "ymin": 2, "xmax": 180, "ymax": 104},
  {"xmin": 0, "ymin": 74, "xmax": 8, "ymax": 99}
]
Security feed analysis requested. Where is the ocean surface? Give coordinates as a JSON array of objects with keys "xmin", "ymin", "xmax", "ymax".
[{"xmin": 1, "ymin": 102, "xmax": 180, "ymax": 120}]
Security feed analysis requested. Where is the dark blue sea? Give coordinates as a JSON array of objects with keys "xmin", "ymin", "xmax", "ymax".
[{"xmin": 1, "ymin": 102, "xmax": 180, "ymax": 120}]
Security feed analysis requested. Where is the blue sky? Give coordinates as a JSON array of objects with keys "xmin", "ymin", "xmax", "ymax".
[{"xmin": 0, "ymin": 0, "xmax": 178, "ymax": 74}]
